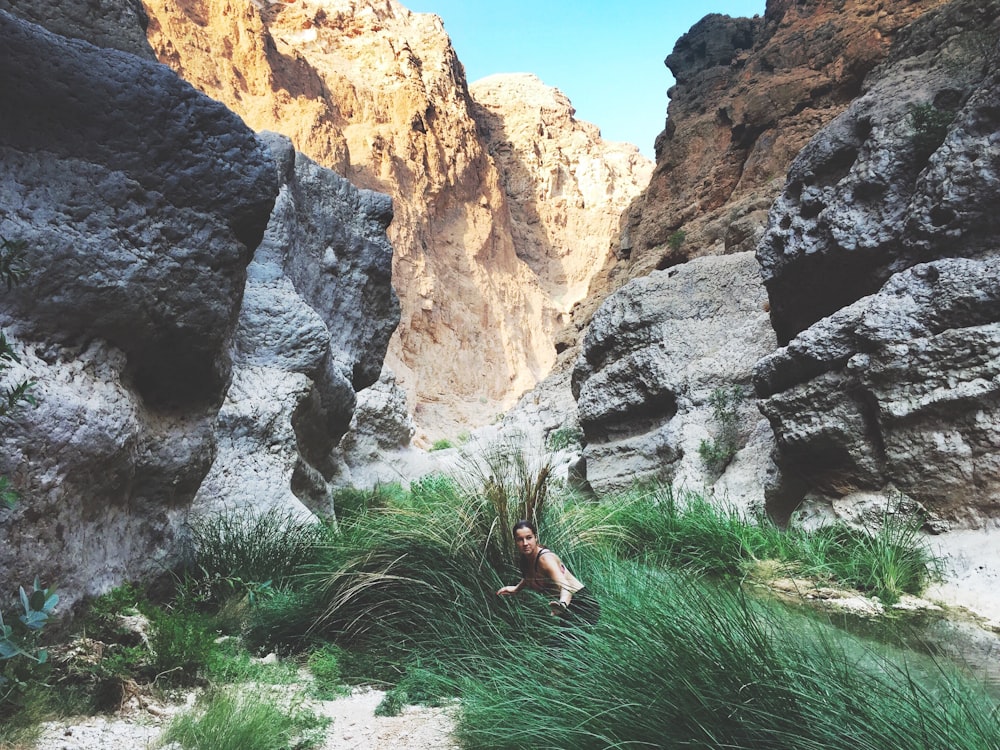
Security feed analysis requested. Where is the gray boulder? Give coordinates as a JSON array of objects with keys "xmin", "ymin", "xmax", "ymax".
[
  {"xmin": 754, "ymin": 0, "xmax": 1000, "ymax": 526},
  {"xmin": 0, "ymin": 11, "xmax": 278, "ymax": 598},
  {"xmin": 192, "ymin": 133, "xmax": 399, "ymax": 520},
  {"xmin": 755, "ymin": 258, "xmax": 1000, "ymax": 526},
  {"xmin": 572, "ymin": 252, "xmax": 777, "ymax": 505},
  {"xmin": 757, "ymin": 0, "xmax": 1000, "ymax": 344}
]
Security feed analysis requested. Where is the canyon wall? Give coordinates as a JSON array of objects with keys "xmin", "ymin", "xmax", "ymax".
[
  {"xmin": 0, "ymin": 7, "xmax": 397, "ymax": 602},
  {"xmin": 568, "ymin": 0, "xmax": 1000, "ymax": 535},
  {"xmin": 140, "ymin": 0, "xmax": 651, "ymax": 438},
  {"xmin": 566, "ymin": 0, "xmax": 948, "ymax": 500},
  {"xmin": 755, "ymin": 0, "xmax": 1000, "ymax": 526},
  {"xmin": 574, "ymin": 0, "xmax": 947, "ymax": 331}
]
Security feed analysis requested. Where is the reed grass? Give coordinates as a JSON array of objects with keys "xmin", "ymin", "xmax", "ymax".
[
  {"xmin": 184, "ymin": 507, "xmax": 330, "ymax": 604},
  {"xmin": 455, "ymin": 558, "xmax": 1000, "ymax": 750},
  {"xmin": 162, "ymin": 688, "xmax": 328, "ymax": 750},
  {"xmin": 179, "ymin": 440, "xmax": 986, "ymax": 749}
]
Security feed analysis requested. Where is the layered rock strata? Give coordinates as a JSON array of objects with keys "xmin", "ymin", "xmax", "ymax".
[
  {"xmin": 470, "ymin": 73, "xmax": 652, "ymax": 323},
  {"xmin": 141, "ymin": 0, "xmax": 651, "ymax": 436}
]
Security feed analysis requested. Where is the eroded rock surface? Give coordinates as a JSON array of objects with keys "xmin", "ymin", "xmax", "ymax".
[
  {"xmin": 142, "ymin": 0, "xmax": 651, "ymax": 436},
  {"xmin": 0, "ymin": 10, "xmax": 399, "ymax": 604},
  {"xmin": 754, "ymin": 0, "xmax": 1000, "ymax": 525},
  {"xmin": 0, "ymin": 0, "xmax": 154, "ymax": 58},
  {"xmin": 758, "ymin": 0, "xmax": 1000, "ymax": 343},
  {"xmin": 572, "ymin": 253, "xmax": 777, "ymax": 502},
  {"xmin": 470, "ymin": 73, "xmax": 652, "ymax": 318},
  {"xmin": 0, "ymin": 9, "xmax": 278, "ymax": 597},
  {"xmin": 591, "ymin": 0, "xmax": 946, "ymax": 315},
  {"xmin": 192, "ymin": 133, "xmax": 399, "ymax": 520}
]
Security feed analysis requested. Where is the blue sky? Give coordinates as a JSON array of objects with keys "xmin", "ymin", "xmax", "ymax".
[{"xmin": 406, "ymin": 1, "xmax": 767, "ymax": 158}]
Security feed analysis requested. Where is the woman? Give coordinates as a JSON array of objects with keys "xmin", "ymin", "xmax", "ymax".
[{"xmin": 496, "ymin": 519, "xmax": 600, "ymax": 633}]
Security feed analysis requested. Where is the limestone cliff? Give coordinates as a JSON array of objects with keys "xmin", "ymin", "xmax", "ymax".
[
  {"xmin": 470, "ymin": 73, "xmax": 652, "ymax": 330},
  {"xmin": 140, "ymin": 0, "xmax": 651, "ymax": 438},
  {"xmin": 755, "ymin": 0, "xmax": 1000, "ymax": 526},
  {"xmin": 581, "ymin": 0, "xmax": 947, "ymax": 327},
  {"xmin": 0, "ymin": 7, "xmax": 398, "ymax": 602},
  {"xmin": 537, "ymin": 0, "xmax": 947, "ymax": 498},
  {"xmin": 566, "ymin": 0, "xmax": 1000, "ymax": 532}
]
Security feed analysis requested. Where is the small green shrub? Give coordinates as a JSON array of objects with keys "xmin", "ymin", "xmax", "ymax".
[
  {"xmin": 0, "ymin": 230, "xmax": 36, "ymax": 509},
  {"xmin": 908, "ymin": 102, "xmax": 954, "ymax": 163},
  {"xmin": 0, "ymin": 579, "xmax": 58, "ymax": 727},
  {"xmin": 668, "ymin": 229, "xmax": 687, "ymax": 252},
  {"xmin": 205, "ymin": 638, "xmax": 298, "ymax": 685},
  {"xmin": 146, "ymin": 605, "xmax": 216, "ymax": 683},
  {"xmin": 184, "ymin": 508, "xmax": 329, "ymax": 606},
  {"xmin": 306, "ymin": 644, "xmax": 348, "ymax": 699},
  {"xmin": 374, "ymin": 686, "xmax": 406, "ymax": 717},
  {"xmin": 430, "ymin": 438, "xmax": 453, "ymax": 451},
  {"xmin": 163, "ymin": 688, "xmax": 329, "ymax": 750},
  {"xmin": 546, "ymin": 425, "xmax": 584, "ymax": 452},
  {"xmin": 698, "ymin": 385, "xmax": 744, "ymax": 475}
]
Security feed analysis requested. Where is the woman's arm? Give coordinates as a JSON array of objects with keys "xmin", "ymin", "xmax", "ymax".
[
  {"xmin": 537, "ymin": 553, "xmax": 574, "ymax": 610},
  {"xmin": 496, "ymin": 579, "xmax": 525, "ymax": 596}
]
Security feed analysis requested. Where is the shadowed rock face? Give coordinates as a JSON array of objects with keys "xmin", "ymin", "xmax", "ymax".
[
  {"xmin": 0, "ymin": 11, "xmax": 277, "ymax": 406},
  {"xmin": 0, "ymin": 0, "xmax": 154, "ymax": 59},
  {"xmin": 0, "ymin": 10, "xmax": 399, "ymax": 604},
  {"xmin": 754, "ymin": 0, "xmax": 1000, "ymax": 525},
  {"xmin": 0, "ymin": 9, "xmax": 279, "ymax": 598}
]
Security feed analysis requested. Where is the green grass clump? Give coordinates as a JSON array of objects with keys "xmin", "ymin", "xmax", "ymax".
[
  {"xmin": 205, "ymin": 638, "xmax": 299, "ymax": 686},
  {"xmin": 183, "ymin": 508, "xmax": 330, "ymax": 607},
  {"xmin": 153, "ymin": 437, "xmax": 981, "ymax": 749},
  {"xmin": 305, "ymin": 644, "xmax": 348, "ymax": 699},
  {"xmin": 573, "ymin": 484, "xmax": 939, "ymax": 604},
  {"xmin": 162, "ymin": 688, "xmax": 329, "ymax": 750},
  {"xmin": 456, "ymin": 559, "xmax": 1000, "ymax": 750}
]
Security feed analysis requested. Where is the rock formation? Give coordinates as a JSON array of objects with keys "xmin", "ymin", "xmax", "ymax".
[
  {"xmin": 0, "ymin": 8, "xmax": 398, "ymax": 602},
  {"xmin": 0, "ymin": 0, "xmax": 155, "ymax": 59},
  {"xmin": 590, "ymin": 0, "xmax": 947, "ymax": 313},
  {"xmin": 755, "ymin": 0, "xmax": 1000, "ymax": 525},
  {"xmin": 192, "ymin": 132, "xmax": 399, "ymax": 520},
  {"xmin": 0, "ymin": 8, "xmax": 276, "ymax": 597},
  {"xmin": 542, "ymin": 0, "xmax": 945, "ymax": 501},
  {"xmin": 140, "ymin": 0, "xmax": 651, "ymax": 437},
  {"xmin": 470, "ymin": 73, "xmax": 653, "ymax": 328},
  {"xmin": 571, "ymin": 252, "xmax": 777, "ymax": 502}
]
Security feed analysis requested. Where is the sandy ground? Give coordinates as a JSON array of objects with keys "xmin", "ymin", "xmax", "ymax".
[
  {"xmin": 32, "ymin": 687, "xmax": 459, "ymax": 750},
  {"xmin": 924, "ymin": 527, "xmax": 1000, "ymax": 628}
]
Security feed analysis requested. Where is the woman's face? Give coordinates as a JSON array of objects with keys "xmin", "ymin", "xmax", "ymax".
[{"xmin": 514, "ymin": 527, "xmax": 538, "ymax": 558}]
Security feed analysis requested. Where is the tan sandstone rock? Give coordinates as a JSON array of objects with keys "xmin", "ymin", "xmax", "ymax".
[{"xmin": 141, "ymin": 0, "xmax": 651, "ymax": 438}]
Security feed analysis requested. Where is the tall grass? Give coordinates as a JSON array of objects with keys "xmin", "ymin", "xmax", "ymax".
[
  {"xmin": 455, "ymin": 558, "xmax": 1000, "ymax": 750},
  {"xmin": 184, "ymin": 507, "xmax": 330, "ymax": 599},
  {"xmin": 162, "ymin": 688, "xmax": 328, "ymax": 750},
  {"xmin": 175, "ymin": 443, "xmax": 988, "ymax": 749},
  {"xmin": 573, "ymin": 484, "xmax": 940, "ymax": 603}
]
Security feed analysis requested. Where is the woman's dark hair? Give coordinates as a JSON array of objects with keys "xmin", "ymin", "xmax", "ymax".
[{"xmin": 512, "ymin": 519, "xmax": 537, "ymax": 537}]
